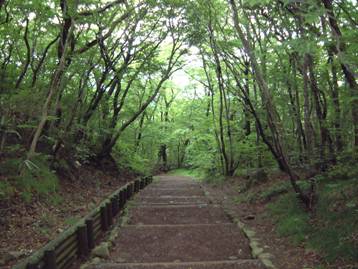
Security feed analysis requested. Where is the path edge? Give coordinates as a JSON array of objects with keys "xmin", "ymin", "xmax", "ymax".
[{"xmin": 202, "ymin": 186, "xmax": 276, "ymax": 269}]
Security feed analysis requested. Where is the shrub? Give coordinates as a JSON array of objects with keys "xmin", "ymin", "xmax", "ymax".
[{"xmin": 0, "ymin": 154, "xmax": 59, "ymax": 202}]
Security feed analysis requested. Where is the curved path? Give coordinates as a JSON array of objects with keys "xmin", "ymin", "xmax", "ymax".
[{"xmin": 89, "ymin": 175, "xmax": 265, "ymax": 269}]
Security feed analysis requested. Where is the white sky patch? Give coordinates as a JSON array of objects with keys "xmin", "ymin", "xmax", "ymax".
[
  {"xmin": 29, "ymin": 12, "xmax": 36, "ymax": 20},
  {"xmin": 171, "ymin": 69, "xmax": 191, "ymax": 88},
  {"xmin": 170, "ymin": 46, "xmax": 206, "ymax": 99}
]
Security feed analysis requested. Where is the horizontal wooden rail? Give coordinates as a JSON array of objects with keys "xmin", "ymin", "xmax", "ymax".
[{"xmin": 14, "ymin": 176, "xmax": 153, "ymax": 269}]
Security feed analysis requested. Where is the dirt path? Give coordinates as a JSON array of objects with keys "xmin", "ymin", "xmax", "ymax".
[{"xmin": 87, "ymin": 175, "xmax": 266, "ymax": 269}]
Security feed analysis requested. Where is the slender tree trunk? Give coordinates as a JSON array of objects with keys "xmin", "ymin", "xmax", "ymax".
[
  {"xmin": 243, "ymin": 61, "xmax": 251, "ymax": 136},
  {"xmin": 301, "ymin": 54, "xmax": 316, "ymax": 159},
  {"xmin": 327, "ymin": 48, "xmax": 343, "ymax": 151},
  {"xmin": 307, "ymin": 54, "xmax": 335, "ymax": 168},
  {"xmin": 15, "ymin": 18, "xmax": 31, "ymax": 89},
  {"xmin": 135, "ymin": 111, "xmax": 146, "ymax": 151},
  {"xmin": 229, "ymin": 0, "xmax": 314, "ymax": 209},
  {"xmin": 208, "ymin": 23, "xmax": 230, "ymax": 175},
  {"xmin": 31, "ymin": 35, "xmax": 59, "ymax": 87},
  {"xmin": 27, "ymin": 21, "xmax": 75, "ymax": 158},
  {"xmin": 321, "ymin": 0, "xmax": 358, "ymax": 148},
  {"xmin": 201, "ymin": 51, "xmax": 225, "ymax": 174}
]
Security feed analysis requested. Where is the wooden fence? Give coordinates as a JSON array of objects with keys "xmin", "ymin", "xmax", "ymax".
[{"xmin": 14, "ymin": 176, "xmax": 153, "ymax": 269}]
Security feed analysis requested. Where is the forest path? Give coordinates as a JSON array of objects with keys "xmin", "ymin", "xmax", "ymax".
[{"xmin": 88, "ymin": 175, "xmax": 265, "ymax": 269}]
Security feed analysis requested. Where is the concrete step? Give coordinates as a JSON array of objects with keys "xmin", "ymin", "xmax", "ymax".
[
  {"xmin": 88, "ymin": 260, "xmax": 266, "ymax": 269},
  {"xmin": 139, "ymin": 188, "xmax": 205, "ymax": 197},
  {"xmin": 127, "ymin": 205, "xmax": 231, "ymax": 225},
  {"xmin": 133, "ymin": 196, "xmax": 210, "ymax": 206},
  {"xmin": 109, "ymin": 224, "xmax": 252, "ymax": 263}
]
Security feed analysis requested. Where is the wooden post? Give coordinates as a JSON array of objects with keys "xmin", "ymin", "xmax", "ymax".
[
  {"xmin": 116, "ymin": 193, "xmax": 120, "ymax": 211},
  {"xmin": 106, "ymin": 202, "xmax": 113, "ymax": 226},
  {"xmin": 119, "ymin": 190, "xmax": 123, "ymax": 208},
  {"xmin": 126, "ymin": 185, "xmax": 130, "ymax": 199},
  {"xmin": 86, "ymin": 219, "xmax": 95, "ymax": 250},
  {"xmin": 122, "ymin": 188, "xmax": 127, "ymax": 204},
  {"xmin": 100, "ymin": 205, "xmax": 108, "ymax": 231},
  {"xmin": 134, "ymin": 180, "xmax": 138, "ymax": 192},
  {"xmin": 140, "ymin": 178, "xmax": 145, "ymax": 189},
  {"xmin": 111, "ymin": 196, "xmax": 117, "ymax": 216},
  {"xmin": 129, "ymin": 183, "xmax": 133, "ymax": 197},
  {"xmin": 77, "ymin": 224, "xmax": 89, "ymax": 257},
  {"xmin": 117, "ymin": 192, "xmax": 121, "ymax": 209},
  {"xmin": 44, "ymin": 249, "xmax": 57, "ymax": 269},
  {"xmin": 130, "ymin": 183, "xmax": 134, "ymax": 197}
]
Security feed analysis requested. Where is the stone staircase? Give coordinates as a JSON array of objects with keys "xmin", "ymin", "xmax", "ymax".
[{"xmin": 88, "ymin": 176, "xmax": 265, "ymax": 269}]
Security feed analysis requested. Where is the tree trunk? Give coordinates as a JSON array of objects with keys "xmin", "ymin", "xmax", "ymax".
[
  {"xmin": 321, "ymin": 0, "xmax": 358, "ymax": 148},
  {"xmin": 327, "ymin": 48, "xmax": 343, "ymax": 151},
  {"xmin": 27, "ymin": 20, "xmax": 75, "ymax": 158},
  {"xmin": 229, "ymin": 0, "xmax": 314, "ymax": 209}
]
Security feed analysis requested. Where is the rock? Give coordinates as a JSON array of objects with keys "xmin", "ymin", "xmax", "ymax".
[
  {"xmin": 250, "ymin": 240, "xmax": 264, "ymax": 258},
  {"xmin": 80, "ymin": 264, "xmax": 89, "ymax": 269},
  {"xmin": 92, "ymin": 257, "xmax": 102, "ymax": 264},
  {"xmin": 88, "ymin": 202, "xmax": 96, "ymax": 209},
  {"xmin": 9, "ymin": 251, "xmax": 24, "ymax": 258},
  {"xmin": 259, "ymin": 253, "xmax": 274, "ymax": 259},
  {"xmin": 260, "ymin": 257, "xmax": 276, "ymax": 269},
  {"xmin": 117, "ymin": 257, "xmax": 126, "ymax": 263},
  {"xmin": 244, "ymin": 228, "xmax": 256, "ymax": 238},
  {"xmin": 92, "ymin": 243, "xmax": 110, "ymax": 259},
  {"xmin": 244, "ymin": 214, "xmax": 255, "ymax": 220}
]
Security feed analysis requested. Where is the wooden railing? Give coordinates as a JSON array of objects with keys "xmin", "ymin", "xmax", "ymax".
[{"xmin": 14, "ymin": 176, "xmax": 153, "ymax": 269}]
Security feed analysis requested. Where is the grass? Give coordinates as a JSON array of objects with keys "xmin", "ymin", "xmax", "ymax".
[
  {"xmin": 267, "ymin": 177, "xmax": 358, "ymax": 265},
  {"xmin": 233, "ymin": 161, "xmax": 358, "ymax": 267},
  {"xmin": 167, "ymin": 168, "xmax": 204, "ymax": 179},
  {"xmin": 234, "ymin": 180, "xmax": 310, "ymax": 204},
  {"xmin": 168, "ymin": 168, "xmax": 227, "ymax": 184}
]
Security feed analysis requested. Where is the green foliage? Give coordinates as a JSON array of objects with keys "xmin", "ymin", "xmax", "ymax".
[
  {"xmin": 0, "ymin": 157, "xmax": 23, "ymax": 175},
  {"xmin": 168, "ymin": 168, "xmax": 204, "ymax": 180},
  {"xmin": 0, "ymin": 180, "xmax": 15, "ymax": 199},
  {"xmin": 74, "ymin": 143, "xmax": 95, "ymax": 164},
  {"xmin": 47, "ymin": 193, "xmax": 64, "ymax": 206},
  {"xmin": 0, "ymin": 155, "xmax": 58, "ymax": 202},
  {"xmin": 268, "ymin": 192, "xmax": 312, "ymax": 243},
  {"xmin": 235, "ymin": 179, "xmax": 312, "ymax": 204},
  {"xmin": 114, "ymin": 141, "xmax": 153, "ymax": 175},
  {"xmin": 18, "ymin": 155, "xmax": 59, "ymax": 201},
  {"xmin": 267, "ymin": 177, "xmax": 358, "ymax": 263},
  {"xmin": 326, "ymin": 164, "xmax": 358, "ymax": 180}
]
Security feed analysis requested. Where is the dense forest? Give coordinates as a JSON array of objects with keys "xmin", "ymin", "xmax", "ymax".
[{"xmin": 0, "ymin": 0, "xmax": 357, "ymax": 268}]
